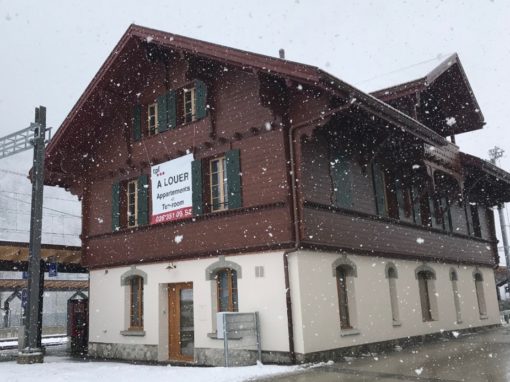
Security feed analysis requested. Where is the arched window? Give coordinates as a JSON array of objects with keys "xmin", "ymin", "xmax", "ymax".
[
  {"xmin": 416, "ymin": 266, "xmax": 437, "ymax": 322},
  {"xmin": 336, "ymin": 266, "xmax": 351, "ymax": 329},
  {"xmin": 120, "ymin": 268, "xmax": 147, "ymax": 333},
  {"xmin": 216, "ymin": 268, "xmax": 238, "ymax": 312},
  {"xmin": 474, "ymin": 270, "xmax": 487, "ymax": 318},
  {"xmin": 450, "ymin": 269, "xmax": 462, "ymax": 324},
  {"xmin": 386, "ymin": 264, "xmax": 400, "ymax": 325},
  {"xmin": 129, "ymin": 276, "xmax": 144, "ymax": 329},
  {"xmin": 334, "ymin": 260, "xmax": 357, "ymax": 331}
]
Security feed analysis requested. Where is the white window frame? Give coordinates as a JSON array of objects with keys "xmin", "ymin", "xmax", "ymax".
[
  {"xmin": 127, "ymin": 179, "xmax": 138, "ymax": 228},
  {"xmin": 147, "ymin": 103, "xmax": 158, "ymax": 136},
  {"xmin": 183, "ymin": 87, "xmax": 196, "ymax": 123}
]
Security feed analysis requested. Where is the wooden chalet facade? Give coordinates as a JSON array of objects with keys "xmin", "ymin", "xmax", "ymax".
[{"xmin": 44, "ymin": 25, "xmax": 510, "ymax": 365}]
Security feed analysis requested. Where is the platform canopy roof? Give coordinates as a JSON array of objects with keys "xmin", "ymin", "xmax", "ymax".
[{"xmin": 0, "ymin": 241, "xmax": 85, "ymax": 273}]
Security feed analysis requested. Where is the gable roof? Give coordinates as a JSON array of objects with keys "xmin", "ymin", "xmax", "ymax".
[
  {"xmin": 370, "ymin": 54, "xmax": 485, "ymax": 136},
  {"xmin": 45, "ymin": 24, "xmax": 448, "ymax": 187}
]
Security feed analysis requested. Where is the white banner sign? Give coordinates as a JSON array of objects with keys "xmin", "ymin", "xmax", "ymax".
[{"xmin": 151, "ymin": 154, "xmax": 193, "ymax": 224}]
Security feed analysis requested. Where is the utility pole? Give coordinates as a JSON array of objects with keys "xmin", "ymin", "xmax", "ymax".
[
  {"xmin": 489, "ymin": 147, "xmax": 510, "ymax": 299},
  {"xmin": 0, "ymin": 106, "xmax": 51, "ymax": 364}
]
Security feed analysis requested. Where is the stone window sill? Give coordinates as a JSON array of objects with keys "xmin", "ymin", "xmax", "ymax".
[
  {"xmin": 480, "ymin": 314, "xmax": 488, "ymax": 320},
  {"xmin": 121, "ymin": 330, "xmax": 146, "ymax": 337},
  {"xmin": 207, "ymin": 332, "xmax": 242, "ymax": 340},
  {"xmin": 340, "ymin": 328, "xmax": 360, "ymax": 337},
  {"xmin": 392, "ymin": 320, "xmax": 402, "ymax": 327}
]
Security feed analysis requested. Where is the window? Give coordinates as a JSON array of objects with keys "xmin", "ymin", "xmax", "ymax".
[
  {"xmin": 131, "ymin": 79, "xmax": 207, "ymax": 142},
  {"xmin": 210, "ymin": 157, "xmax": 228, "ymax": 212},
  {"xmin": 416, "ymin": 269, "xmax": 437, "ymax": 322},
  {"xmin": 183, "ymin": 87, "xmax": 196, "ymax": 123},
  {"xmin": 474, "ymin": 271, "xmax": 487, "ymax": 318},
  {"xmin": 450, "ymin": 270, "xmax": 462, "ymax": 324},
  {"xmin": 336, "ymin": 267, "xmax": 351, "ymax": 329},
  {"xmin": 372, "ymin": 162, "xmax": 398, "ymax": 219},
  {"xmin": 129, "ymin": 276, "xmax": 144, "ymax": 329},
  {"xmin": 191, "ymin": 150, "xmax": 242, "ymax": 216},
  {"xmin": 332, "ymin": 258, "xmax": 358, "ymax": 333},
  {"xmin": 438, "ymin": 195, "xmax": 453, "ymax": 232},
  {"xmin": 386, "ymin": 265, "xmax": 400, "ymax": 325},
  {"xmin": 396, "ymin": 181, "xmax": 414, "ymax": 223},
  {"xmin": 147, "ymin": 103, "xmax": 158, "ymax": 136},
  {"xmin": 120, "ymin": 268, "xmax": 147, "ymax": 335},
  {"xmin": 127, "ymin": 179, "xmax": 138, "ymax": 228},
  {"xmin": 216, "ymin": 269, "xmax": 238, "ymax": 312},
  {"xmin": 330, "ymin": 145, "xmax": 352, "ymax": 209},
  {"xmin": 112, "ymin": 175, "xmax": 148, "ymax": 231},
  {"xmin": 468, "ymin": 203, "xmax": 482, "ymax": 238}
]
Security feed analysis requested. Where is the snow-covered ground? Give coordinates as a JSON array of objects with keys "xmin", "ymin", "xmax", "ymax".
[{"xmin": 0, "ymin": 357, "xmax": 301, "ymax": 382}]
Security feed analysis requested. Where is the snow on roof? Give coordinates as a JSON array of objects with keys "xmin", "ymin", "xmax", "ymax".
[{"xmin": 356, "ymin": 53, "xmax": 452, "ymax": 94}]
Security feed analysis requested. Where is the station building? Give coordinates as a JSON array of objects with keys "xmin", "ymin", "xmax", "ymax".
[{"xmin": 43, "ymin": 25, "xmax": 510, "ymax": 365}]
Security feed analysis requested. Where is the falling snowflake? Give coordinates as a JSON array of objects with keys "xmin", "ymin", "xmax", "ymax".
[
  {"xmin": 415, "ymin": 367, "xmax": 423, "ymax": 375},
  {"xmin": 446, "ymin": 117, "xmax": 456, "ymax": 126},
  {"xmin": 416, "ymin": 237, "xmax": 425, "ymax": 244},
  {"xmin": 452, "ymin": 331, "xmax": 460, "ymax": 338},
  {"xmin": 174, "ymin": 235, "xmax": 183, "ymax": 244}
]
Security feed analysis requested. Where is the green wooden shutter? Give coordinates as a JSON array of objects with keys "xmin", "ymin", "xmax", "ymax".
[
  {"xmin": 465, "ymin": 201, "xmax": 474, "ymax": 235},
  {"xmin": 157, "ymin": 93, "xmax": 168, "ymax": 132},
  {"xmin": 194, "ymin": 79, "xmax": 207, "ymax": 120},
  {"xmin": 441, "ymin": 196, "xmax": 453, "ymax": 232},
  {"xmin": 395, "ymin": 179, "xmax": 405, "ymax": 219},
  {"xmin": 133, "ymin": 105, "xmax": 142, "ymax": 141},
  {"xmin": 137, "ymin": 175, "xmax": 148, "ymax": 226},
  {"xmin": 112, "ymin": 182, "xmax": 121, "ymax": 231},
  {"xmin": 428, "ymin": 195, "xmax": 443, "ymax": 229},
  {"xmin": 226, "ymin": 149, "xmax": 242, "ymax": 209},
  {"xmin": 371, "ymin": 162, "xmax": 387, "ymax": 217},
  {"xmin": 331, "ymin": 151, "xmax": 352, "ymax": 209},
  {"xmin": 167, "ymin": 90, "xmax": 176, "ymax": 129},
  {"xmin": 411, "ymin": 186, "xmax": 422, "ymax": 225},
  {"xmin": 191, "ymin": 159, "xmax": 203, "ymax": 216}
]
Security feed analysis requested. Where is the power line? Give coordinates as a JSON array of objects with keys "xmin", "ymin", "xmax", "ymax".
[
  {"xmin": 0, "ymin": 207, "xmax": 78, "ymax": 218},
  {"xmin": 0, "ymin": 194, "xmax": 81, "ymax": 218},
  {"xmin": 355, "ymin": 54, "xmax": 447, "ymax": 86},
  {"xmin": 0, "ymin": 227, "xmax": 79, "ymax": 237},
  {"xmin": 0, "ymin": 189, "xmax": 78, "ymax": 203},
  {"xmin": 0, "ymin": 168, "xmax": 28, "ymax": 178}
]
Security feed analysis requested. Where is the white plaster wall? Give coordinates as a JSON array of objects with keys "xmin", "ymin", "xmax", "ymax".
[
  {"xmin": 88, "ymin": 250, "xmax": 290, "ymax": 358},
  {"xmin": 288, "ymin": 250, "xmax": 500, "ymax": 354}
]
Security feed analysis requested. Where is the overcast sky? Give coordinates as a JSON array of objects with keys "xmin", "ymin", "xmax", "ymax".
[{"xmin": 0, "ymin": 0, "xmax": 509, "ymax": 249}]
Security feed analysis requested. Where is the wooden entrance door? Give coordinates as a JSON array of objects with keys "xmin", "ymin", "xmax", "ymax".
[{"xmin": 168, "ymin": 282, "xmax": 194, "ymax": 361}]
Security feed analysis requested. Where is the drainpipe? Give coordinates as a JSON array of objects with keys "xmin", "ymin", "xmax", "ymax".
[{"xmin": 283, "ymin": 102, "xmax": 352, "ymax": 364}]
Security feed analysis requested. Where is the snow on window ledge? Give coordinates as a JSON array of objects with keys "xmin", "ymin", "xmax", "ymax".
[{"xmin": 392, "ymin": 320, "xmax": 402, "ymax": 327}]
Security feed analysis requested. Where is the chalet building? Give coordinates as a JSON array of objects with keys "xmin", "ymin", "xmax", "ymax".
[{"xmin": 44, "ymin": 25, "xmax": 510, "ymax": 365}]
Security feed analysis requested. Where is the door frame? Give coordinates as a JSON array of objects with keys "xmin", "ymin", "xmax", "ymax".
[{"xmin": 168, "ymin": 282, "xmax": 194, "ymax": 361}]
